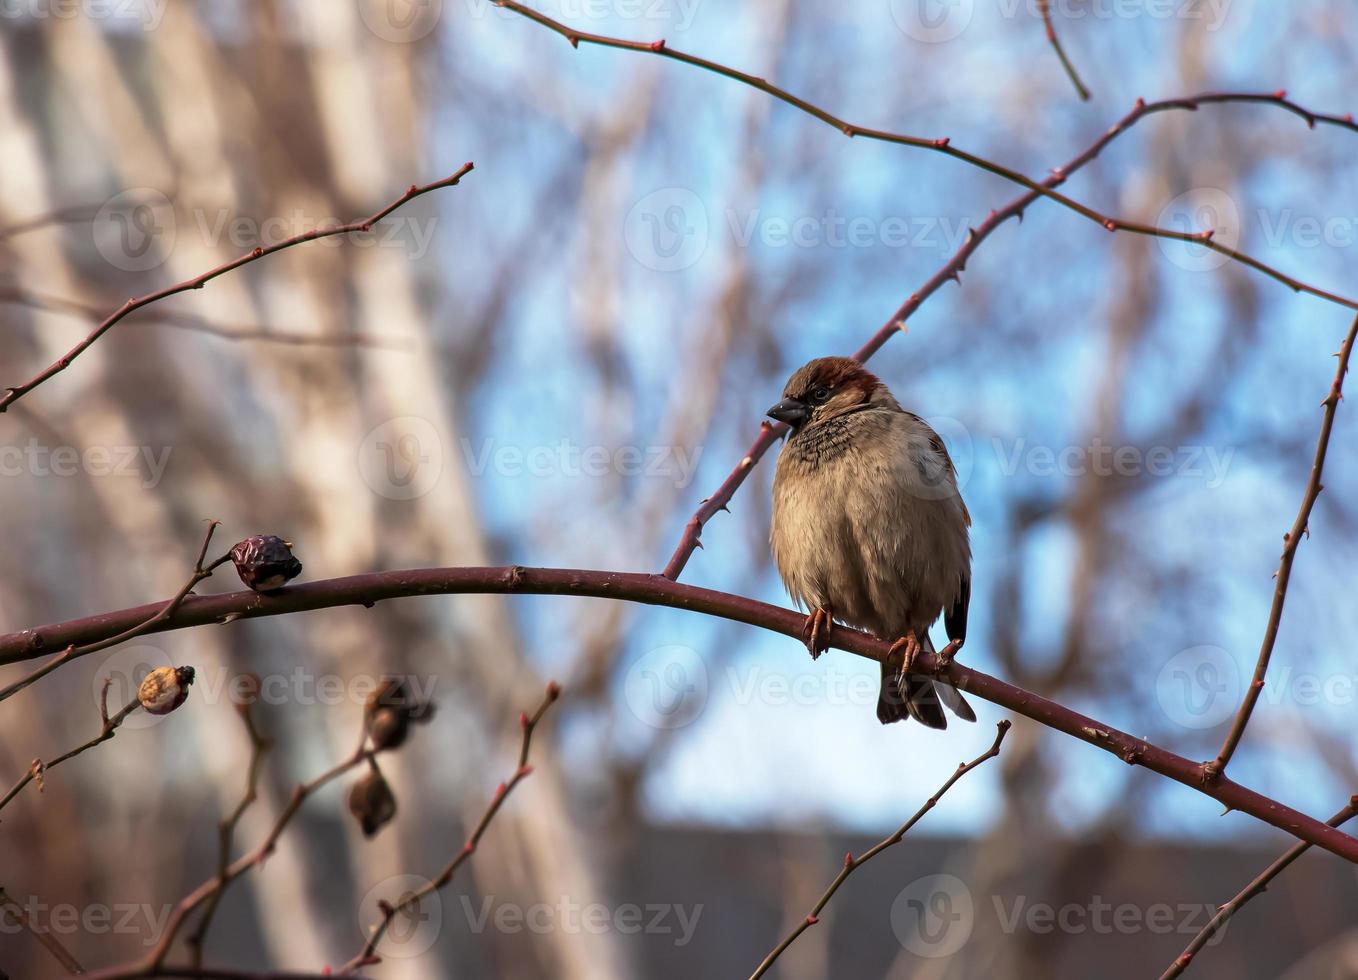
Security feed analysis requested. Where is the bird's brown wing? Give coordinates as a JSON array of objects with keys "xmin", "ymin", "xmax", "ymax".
[{"xmin": 904, "ymin": 412, "xmax": 972, "ymax": 644}]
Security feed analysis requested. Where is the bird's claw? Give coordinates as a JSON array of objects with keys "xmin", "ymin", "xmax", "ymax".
[
  {"xmin": 887, "ymin": 631, "xmax": 922, "ymax": 676},
  {"xmin": 801, "ymin": 608, "xmax": 831, "ymax": 661}
]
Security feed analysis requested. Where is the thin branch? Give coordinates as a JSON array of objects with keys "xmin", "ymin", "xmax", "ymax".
[
  {"xmin": 1037, "ymin": 0, "xmax": 1090, "ymax": 101},
  {"xmin": 659, "ymin": 91, "xmax": 1358, "ymax": 579},
  {"xmin": 5, "ymin": 566, "xmax": 1358, "ymax": 862},
  {"xmin": 87, "ymin": 969, "xmax": 336, "ymax": 979},
  {"xmin": 0, "ymin": 202, "xmax": 107, "ymax": 241},
  {"xmin": 185, "ymin": 700, "xmax": 273, "ymax": 969},
  {"xmin": 340, "ymin": 682, "xmax": 562, "ymax": 974},
  {"xmin": 495, "ymin": 0, "xmax": 1358, "ymax": 310},
  {"xmin": 1160, "ymin": 795, "xmax": 1358, "ymax": 979},
  {"xmin": 1206, "ymin": 313, "xmax": 1358, "ymax": 781},
  {"xmin": 750, "ymin": 720, "xmax": 1011, "ymax": 979},
  {"xmin": 0, "ymin": 680, "xmax": 141, "ymax": 814},
  {"xmin": 116, "ymin": 728, "xmax": 378, "ymax": 975},
  {"xmin": 0, "ymin": 163, "xmax": 473, "ymax": 413},
  {"xmin": 0, "ymin": 885, "xmax": 86, "ymax": 974},
  {"xmin": 0, "ymin": 286, "xmax": 411, "ymax": 350},
  {"xmin": 0, "ymin": 520, "xmax": 229, "ymax": 705}
]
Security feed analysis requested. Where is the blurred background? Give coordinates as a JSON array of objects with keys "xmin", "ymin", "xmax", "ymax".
[{"xmin": 1, "ymin": 0, "xmax": 1357, "ymax": 977}]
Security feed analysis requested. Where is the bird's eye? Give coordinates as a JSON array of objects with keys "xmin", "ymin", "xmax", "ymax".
[{"xmin": 809, "ymin": 386, "xmax": 831, "ymax": 403}]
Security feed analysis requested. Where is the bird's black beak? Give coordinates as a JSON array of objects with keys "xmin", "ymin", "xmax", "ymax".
[{"xmin": 767, "ymin": 397, "xmax": 810, "ymax": 429}]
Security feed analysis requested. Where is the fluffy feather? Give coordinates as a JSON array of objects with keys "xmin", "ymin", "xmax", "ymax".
[{"xmin": 769, "ymin": 357, "xmax": 974, "ymax": 727}]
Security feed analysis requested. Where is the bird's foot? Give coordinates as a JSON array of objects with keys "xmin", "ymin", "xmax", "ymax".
[
  {"xmin": 887, "ymin": 631, "xmax": 922, "ymax": 676},
  {"xmin": 801, "ymin": 607, "xmax": 832, "ymax": 661}
]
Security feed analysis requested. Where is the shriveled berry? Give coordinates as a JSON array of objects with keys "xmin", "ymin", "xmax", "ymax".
[
  {"xmin": 347, "ymin": 770, "xmax": 397, "ymax": 837},
  {"xmin": 229, "ymin": 535, "xmax": 303, "ymax": 592},
  {"xmin": 138, "ymin": 666, "xmax": 196, "ymax": 715}
]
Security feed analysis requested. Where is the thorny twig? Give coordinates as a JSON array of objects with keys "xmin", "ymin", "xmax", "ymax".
[
  {"xmin": 83, "ymin": 727, "xmax": 381, "ymax": 977},
  {"xmin": 0, "ymin": 286, "xmax": 411, "ymax": 350},
  {"xmin": 340, "ymin": 682, "xmax": 562, "ymax": 973},
  {"xmin": 0, "ymin": 520, "xmax": 230, "ymax": 705},
  {"xmin": 0, "ymin": 680, "xmax": 141, "ymax": 814},
  {"xmin": 1, "ymin": 885, "xmax": 87, "ymax": 974},
  {"xmin": 495, "ymin": 1, "xmax": 1358, "ymax": 311},
  {"xmin": 184, "ymin": 696, "xmax": 273, "ymax": 969},
  {"xmin": 0, "ymin": 164, "xmax": 473, "ymax": 413},
  {"xmin": 1205, "ymin": 313, "xmax": 1358, "ymax": 783},
  {"xmin": 660, "ymin": 91, "xmax": 1358, "ymax": 578},
  {"xmin": 1159, "ymin": 796, "xmax": 1358, "ymax": 979},
  {"xmin": 749, "ymin": 721, "xmax": 1011, "ymax": 979},
  {"xmin": 1037, "ymin": 0, "xmax": 1090, "ymax": 100}
]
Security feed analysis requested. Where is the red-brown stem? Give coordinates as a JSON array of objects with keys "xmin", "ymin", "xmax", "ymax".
[
  {"xmin": 1159, "ymin": 796, "xmax": 1358, "ymax": 979},
  {"xmin": 339, "ymin": 683, "xmax": 561, "ymax": 973},
  {"xmin": 1206, "ymin": 313, "xmax": 1358, "ymax": 782},
  {"xmin": 0, "ymin": 885, "xmax": 86, "ymax": 974},
  {"xmin": 749, "ymin": 721, "xmax": 1010, "ymax": 979},
  {"xmin": 86, "ymin": 968, "xmax": 338, "ymax": 979},
  {"xmin": 0, "ymin": 683, "xmax": 141, "ymax": 814},
  {"xmin": 4, "ymin": 565, "xmax": 1358, "ymax": 863},
  {"xmin": 114, "ymin": 729, "xmax": 378, "ymax": 975},
  {"xmin": 1037, "ymin": 0, "xmax": 1090, "ymax": 100},
  {"xmin": 0, "ymin": 164, "xmax": 472, "ymax": 412},
  {"xmin": 185, "ymin": 703, "xmax": 273, "ymax": 968},
  {"xmin": 0, "ymin": 285, "xmax": 409, "ymax": 350},
  {"xmin": 495, "ymin": 0, "xmax": 1358, "ymax": 310},
  {"xmin": 0, "ymin": 520, "xmax": 228, "ymax": 704}
]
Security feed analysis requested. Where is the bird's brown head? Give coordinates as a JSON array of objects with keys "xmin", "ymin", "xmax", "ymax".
[{"xmin": 767, "ymin": 357, "xmax": 888, "ymax": 432}]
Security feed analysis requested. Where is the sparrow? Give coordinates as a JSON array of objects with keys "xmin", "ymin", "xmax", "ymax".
[{"xmin": 767, "ymin": 356, "xmax": 975, "ymax": 728}]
